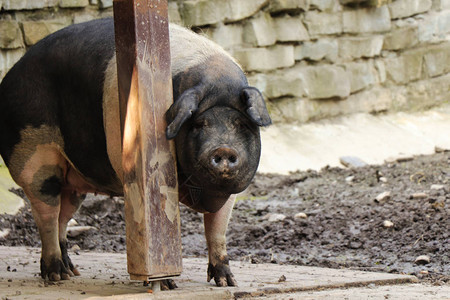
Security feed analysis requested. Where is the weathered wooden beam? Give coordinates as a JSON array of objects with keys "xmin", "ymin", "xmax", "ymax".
[{"xmin": 112, "ymin": 0, "xmax": 182, "ymax": 281}]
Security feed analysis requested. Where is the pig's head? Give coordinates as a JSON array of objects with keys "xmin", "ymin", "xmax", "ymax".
[{"xmin": 165, "ymin": 55, "xmax": 271, "ymax": 213}]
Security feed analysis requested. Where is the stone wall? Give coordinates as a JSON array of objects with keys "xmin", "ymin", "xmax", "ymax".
[{"xmin": 1, "ymin": 0, "xmax": 449, "ymax": 124}]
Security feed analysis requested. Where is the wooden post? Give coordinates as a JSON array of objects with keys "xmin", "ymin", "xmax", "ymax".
[{"xmin": 112, "ymin": 0, "xmax": 182, "ymax": 280}]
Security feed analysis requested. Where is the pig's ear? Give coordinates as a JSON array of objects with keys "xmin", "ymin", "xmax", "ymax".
[
  {"xmin": 166, "ymin": 88, "xmax": 201, "ymax": 139},
  {"xmin": 240, "ymin": 87, "xmax": 272, "ymax": 127}
]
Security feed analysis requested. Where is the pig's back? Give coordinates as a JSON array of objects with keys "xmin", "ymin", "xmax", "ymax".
[{"xmin": 0, "ymin": 18, "xmax": 120, "ymax": 194}]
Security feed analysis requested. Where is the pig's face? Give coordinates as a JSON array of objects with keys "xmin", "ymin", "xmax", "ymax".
[
  {"xmin": 178, "ymin": 105, "xmax": 261, "ymax": 195},
  {"xmin": 165, "ymin": 53, "xmax": 271, "ymax": 213},
  {"xmin": 166, "ymin": 84, "xmax": 271, "ymax": 213}
]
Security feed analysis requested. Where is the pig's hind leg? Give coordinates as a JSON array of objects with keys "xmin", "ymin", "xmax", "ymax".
[
  {"xmin": 58, "ymin": 189, "xmax": 85, "ymax": 277},
  {"xmin": 9, "ymin": 139, "xmax": 74, "ymax": 281}
]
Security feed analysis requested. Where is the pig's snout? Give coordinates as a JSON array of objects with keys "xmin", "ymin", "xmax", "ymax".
[{"xmin": 210, "ymin": 147, "xmax": 240, "ymax": 178}]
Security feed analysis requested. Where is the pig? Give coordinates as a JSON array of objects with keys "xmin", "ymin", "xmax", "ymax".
[{"xmin": 0, "ymin": 18, "xmax": 271, "ymax": 287}]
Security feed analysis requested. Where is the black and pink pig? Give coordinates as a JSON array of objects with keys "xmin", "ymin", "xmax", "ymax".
[{"xmin": 0, "ymin": 18, "xmax": 271, "ymax": 287}]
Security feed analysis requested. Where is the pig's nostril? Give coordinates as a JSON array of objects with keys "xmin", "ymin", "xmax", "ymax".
[{"xmin": 210, "ymin": 147, "xmax": 239, "ymax": 173}]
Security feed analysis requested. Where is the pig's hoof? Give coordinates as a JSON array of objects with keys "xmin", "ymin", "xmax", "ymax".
[
  {"xmin": 207, "ymin": 261, "xmax": 238, "ymax": 287},
  {"xmin": 161, "ymin": 279, "xmax": 178, "ymax": 290},
  {"xmin": 60, "ymin": 242, "xmax": 80, "ymax": 277},
  {"xmin": 40, "ymin": 257, "xmax": 72, "ymax": 281}
]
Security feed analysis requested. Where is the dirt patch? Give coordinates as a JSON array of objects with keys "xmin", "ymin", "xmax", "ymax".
[{"xmin": 1, "ymin": 153, "xmax": 449, "ymax": 285}]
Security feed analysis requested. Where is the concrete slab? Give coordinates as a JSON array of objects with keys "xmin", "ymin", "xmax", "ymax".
[
  {"xmin": 0, "ymin": 246, "xmax": 418, "ymax": 299},
  {"xmin": 259, "ymin": 104, "xmax": 450, "ymax": 174},
  {"xmin": 254, "ymin": 284, "xmax": 450, "ymax": 300}
]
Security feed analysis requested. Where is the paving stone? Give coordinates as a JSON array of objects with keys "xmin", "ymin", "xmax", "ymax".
[
  {"xmin": 339, "ymin": 0, "xmax": 392, "ymax": 7},
  {"xmin": 343, "ymin": 6, "xmax": 391, "ymax": 33},
  {"xmin": 268, "ymin": 0, "xmax": 309, "ymax": 13},
  {"xmin": 59, "ymin": 0, "xmax": 89, "ymax": 8},
  {"xmin": 206, "ymin": 23, "xmax": 243, "ymax": 49},
  {"xmin": 168, "ymin": 1, "xmax": 183, "ymax": 25},
  {"xmin": 300, "ymin": 65, "xmax": 351, "ymax": 99},
  {"xmin": 0, "ymin": 48, "xmax": 25, "ymax": 80},
  {"xmin": 383, "ymin": 26, "xmax": 418, "ymax": 50},
  {"xmin": 22, "ymin": 19, "xmax": 71, "ymax": 46},
  {"xmin": 340, "ymin": 0, "xmax": 366, "ymax": 4},
  {"xmin": 98, "ymin": 0, "xmax": 112, "ymax": 9},
  {"xmin": 232, "ymin": 45, "xmax": 294, "ymax": 71},
  {"xmin": 0, "ymin": 246, "xmax": 419, "ymax": 299},
  {"xmin": 340, "ymin": 0, "xmax": 393, "ymax": 5},
  {"xmin": 437, "ymin": 10, "xmax": 450, "ymax": 33},
  {"xmin": 344, "ymin": 61, "xmax": 377, "ymax": 93},
  {"xmin": 270, "ymin": 97, "xmax": 313, "ymax": 123},
  {"xmin": 271, "ymin": 87, "xmax": 393, "ymax": 123},
  {"xmin": 368, "ymin": 0, "xmax": 393, "ymax": 6},
  {"xmin": 398, "ymin": 73, "xmax": 450, "ymax": 110},
  {"xmin": 274, "ymin": 15, "xmax": 309, "ymax": 42},
  {"xmin": 375, "ymin": 60, "xmax": 386, "ymax": 83},
  {"xmin": 340, "ymin": 156, "xmax": 368, "ymax": 168},
  {"xmin": 0, "ymin": 20, "xmax": 24, "ymax": 49},
  {"xmin": 283, "ymin": 86, "xmax": 391, "ymax": 123},
  {"xmin": 73, "ymin": 11, "xmax": 98, "ymax": 24},
  {"xmin": 224, "ymin": 0, "xmax": 269, "ymax": 23},
  {"xmin": 181, "ymin": 0, "xmax": 268, "ymax": 26},
  {"xmin": 261, "ymin": 283, "xmax": 450, "ymax": 299},
  {"xmin": 388, "ymin": 0, "xmax": 432, "ymax": 19},
  {"xmin": 338, "ymin": 36, "xmax": 383, "ymax": 59},
  {"xmin": 304, "ymin": 11, "xmax": 342, "ymax": 36},
  {"xmin": 310, "ymin": 0, "xmax": 337, "ymax": 11},
  {"xmin": 243, "ymin": 12, "xmax": 276, "ymax": 47},
  {"xmin": 436, "ymin": 0, "xmax": 450, "ymax": 10},
  {"xmin": 247, "ymin": 67, "xmax": 306, "ymax": 99},
  {"xmin": 181, "ymin": 0, "xmax": 223, "ymax": 26},
  {"xmin": 348, "ymin": 87, "xmax": 392, "ymax": 113},
  {"xmin": 423, "ymin": 42, "xmax": 450, "ymax": 77},
  {"xmin": 294, "ymin": 39, "xmax": 338, "ymax": 62},
  {"xmin": 2, "ymin": 0, "xmax": 57, "ymax": 10},
  {"xmin": 417, "ymin": 10, "xmax": 450, "ymax": 43},
  {"xmin": 384, "ymin": 49, "xmax": 424, "ymax": 84}
]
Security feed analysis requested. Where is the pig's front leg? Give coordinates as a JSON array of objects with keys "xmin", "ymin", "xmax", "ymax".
[{"xmin": 203, "ymin": 195, "xmax": 237, "ymax": 287}]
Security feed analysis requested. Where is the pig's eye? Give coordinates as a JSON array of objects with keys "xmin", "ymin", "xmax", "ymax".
[
  {"xmin": 193, "ymin": 120, "xmax": 207, "ymax": 129},
  {"xmin": 234, "ymin": 119, "xmax": 250, "ymax": 130}
]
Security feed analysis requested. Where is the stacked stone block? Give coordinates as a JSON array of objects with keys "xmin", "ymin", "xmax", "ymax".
[{"xmin": 1, "ymin": 0, "xmax": 449, "ymax": 124}]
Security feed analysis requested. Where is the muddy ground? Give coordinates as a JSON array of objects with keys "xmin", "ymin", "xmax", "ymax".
[{"xmin": 1, "ymin": 152, "xmax": 449, "ymax": 285}]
